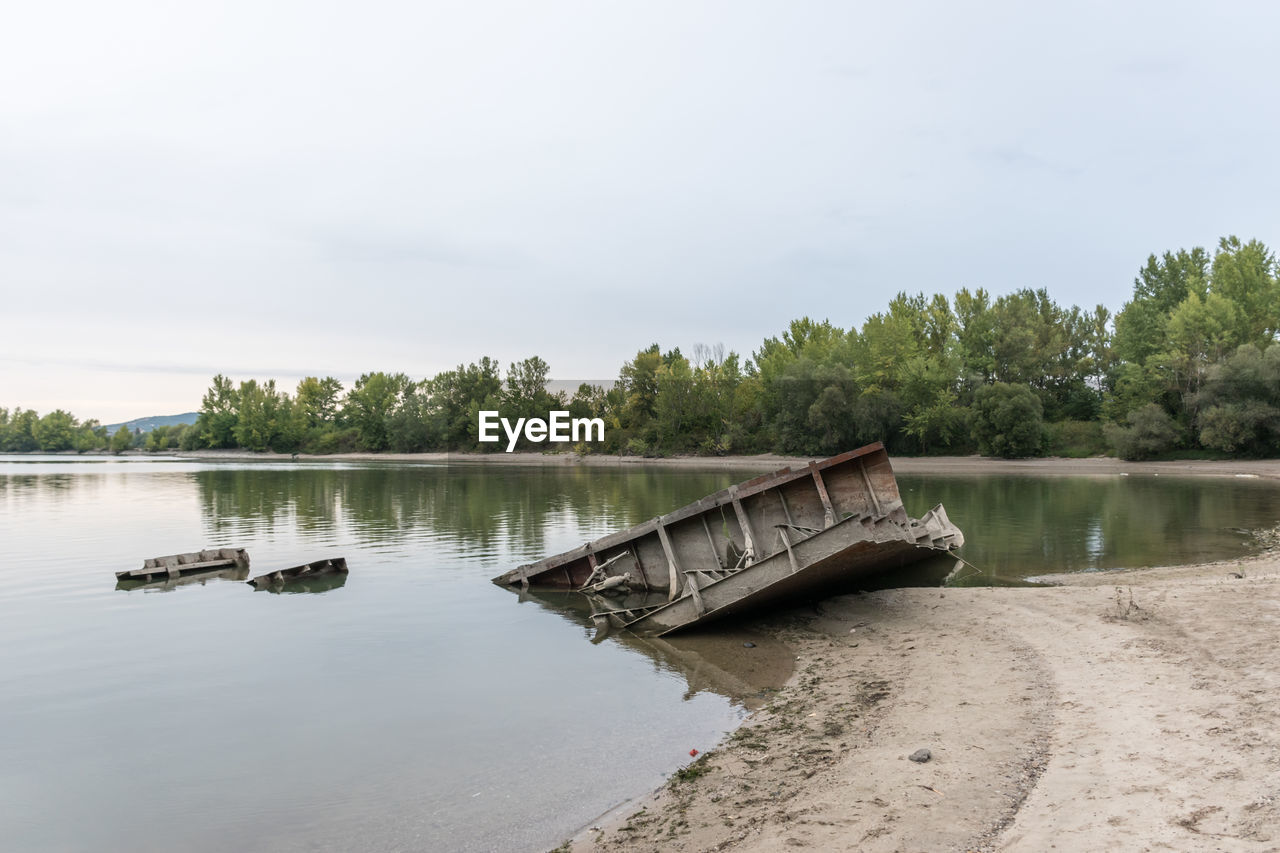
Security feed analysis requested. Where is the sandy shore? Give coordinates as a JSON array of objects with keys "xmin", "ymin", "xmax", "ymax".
[
  {"xmin": 562, "ymin": 554, "xmax": 1280, "ymax": 852},
  {"xmin": 165, "ymin": 449, "xmax": 1280, "ymax": 482}
]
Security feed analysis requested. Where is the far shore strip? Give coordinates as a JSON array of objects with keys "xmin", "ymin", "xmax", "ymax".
[{"xmin": 119, "ymin": 449, "xmax": 1280, "ymax": 482}]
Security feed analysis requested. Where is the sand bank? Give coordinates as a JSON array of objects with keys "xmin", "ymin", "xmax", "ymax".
[
  {"xmin": 169, "ymin": 449, "xmax": 1280, "ymax": 482},
  {"xmin": 565, "ymin": 556, "xmax": 1280, "ymax": 852}
]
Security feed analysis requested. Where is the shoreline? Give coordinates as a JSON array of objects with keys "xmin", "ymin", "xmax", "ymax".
[
  {"xmin": 22, "ymin": 448, "xmax": 1280, "ymax": 481},
  {"xmin": 564, "ymin": 553, "xmax": 1280, "ymax": 852}
]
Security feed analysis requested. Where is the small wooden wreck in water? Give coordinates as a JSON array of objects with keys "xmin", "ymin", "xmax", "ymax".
[
  {"xmin": 116, "ymin": 548, "xmax": 250, "ymax": 584},
  {"xmin": 492, "ymin": 443, "xmax": 963, "ymax": 636},
  {"xmin": 248, "ymin": 557, "xmax": 349, "ymax": 590}
]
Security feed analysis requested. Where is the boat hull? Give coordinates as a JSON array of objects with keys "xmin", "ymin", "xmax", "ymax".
[{"xmin": 492, "ymin": 443, "xmax": 963, "ymax": 635}]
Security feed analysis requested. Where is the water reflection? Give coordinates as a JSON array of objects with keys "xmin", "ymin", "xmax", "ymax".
[
  {"xmin": 114, "ymin": 566, "xmax": 250, "ymax": 593},
  {"xmin": 899, "ymin": 474, "xmax": 1280, "ymax": 585},
  {"xmin": 252, "ymin": 572, "xmax": 349, "ymax": 595},
  {"xmin": 512, "ymin": 587, "xmax": 794, "ymax": 709},
  {"xmin": 194, "ymin": 464, "xmax": 753, "ymax": 563}
]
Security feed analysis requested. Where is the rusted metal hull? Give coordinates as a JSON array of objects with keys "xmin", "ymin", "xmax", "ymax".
[{"xmin": 492, "ymin": 443, "xmax": 964, "ymax": 635}]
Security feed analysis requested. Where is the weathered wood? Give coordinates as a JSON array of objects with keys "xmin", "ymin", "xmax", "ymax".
[
  {"xmin": 655, "ymin": 520, "xmax": 683, "ymax": 602},
  {"xmin": 117, "ymin": 548, "xmax": 249, "ymax": 580},
  {"xmin": 492, "ymin": 443, "xmax": 897, "ymax": 585},
  {"xmin": 778, "ymin": 526, "xmax": 799, "ymax": 574},
  {"xmin": 248, "ymin": 557, "xmax": 348, "ymax": 589},
  {"xmin": 491, "ymin": 443, "xmax": 938, "ymax": 592},
  {"xmin": 629, "ymin": 506, "xmax": 962, "ymax": 636},
  {"xmin": 494, "ymin": 446, "xmax": 964, "ymax": 636},
  {"xmin": 684, "ymin": 571, "xmax": 706, "ymax": 618},
  {"xmin": 700, "ymin": 516, "xmax": 724, "ymax": 569},
  {"xmin": 808, "ymin": 462, "xmax": 838, "ymax": 529},
  {"xmin": 857, "ymin": 458, "xmax": 882, "ymax": 516},
  {"xmin": 727, "ymin": 487, "xmax": 758, "ymax": 566}
]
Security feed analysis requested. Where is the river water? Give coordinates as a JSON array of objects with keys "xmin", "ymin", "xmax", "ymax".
[{"xmin": 2, "ymin": 457, "xmax": 1277, "ymax": 852}]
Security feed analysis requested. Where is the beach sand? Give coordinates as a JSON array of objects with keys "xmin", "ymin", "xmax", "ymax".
[
  {"xmin": 564, "ymin": 555, "xmax": 1280, "ymax": 852},
  {"xmin": 168, "ymin": 448, "xmax": 1280, "ymax": 483}
]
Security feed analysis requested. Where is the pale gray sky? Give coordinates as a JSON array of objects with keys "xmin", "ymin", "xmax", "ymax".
[{"xmin": 3, "ymin": 0, "xmax": 1278, "ymax": 423}]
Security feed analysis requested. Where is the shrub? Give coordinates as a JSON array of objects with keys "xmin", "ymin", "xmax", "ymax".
[
  {"xmin": 1104, "ymin": 403, "xmax": 1181, "ymax": 460},
  {"xmin": 970, "ymin": 383, "xmax": 1045, "ymax": 458},
  {"xmin": 1044, "ymin": 420, "xmax": 1108, "ymax": 457}
]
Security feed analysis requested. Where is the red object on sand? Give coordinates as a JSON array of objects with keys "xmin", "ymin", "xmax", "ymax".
[{"xmin": 689, "ymin": 748, "xmax": 699, "ymax": 757}]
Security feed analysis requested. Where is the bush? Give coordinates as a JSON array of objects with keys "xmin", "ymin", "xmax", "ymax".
[
  {"xmin": 1197, "ymin": 401, "xmax": 1280, "ymax": 455},
  {"xmin": 1104, "ymin": 403, "xmax": 1181, "ymax": 460},
  {"xmin": 1044, "ymin": 420, "xmax": 1108, "ymax": 457},
  {"xmin": 970, "ymin": 383, "xmax": 1045, "ymax": 458},
  {"xmin": 306, "ymin": 427, "xmax": 362, "ymax": 455}
]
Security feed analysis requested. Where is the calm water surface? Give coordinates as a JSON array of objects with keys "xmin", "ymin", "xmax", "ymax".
[{"xmin": 2, "ymin": 457, "xmax": 1277, "ymax": 852}]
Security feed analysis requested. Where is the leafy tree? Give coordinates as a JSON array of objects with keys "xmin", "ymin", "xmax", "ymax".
[
  {"xmin": 145, "ymin": 425, "xmax": 170, "ymax": 452},
  {"xmin": 970, "ymin": 383, "xmax": 1045, "ymax": 458},
  {"xmin": 295, "ymin": 376, "xmax": 344, "ymax": 428},
  {"xmin": 420, "ymin": 357, "xmax": 503, "ymax": 449},
  {"xmin": 110, "ymin": 425, "xmax": 133, "ymax": 454},
  {"xmin": 1192, "ymin": 343, "xmax": 1280, "ymax": 455},
  {"xmin": 233, "ymin": 379, "xmax": 296, "ymax": 452},
  {"xmin": 1210, "ymin": 236, "xmax": 1279, "ymax": 345},
  {"xmin": 33, "ymin": 409, "xmax": 77, "ymax": 452},
  {"xmin": 198, "ymin": 374, "xmax": 240, "ymax": 449},
  {"xmin": 618, "ymin": 345, "xmax": 663, "ymax": 428},
  {"xmin": 2, "ymin": 408, "xmax": 39, "ymax": 452},
  {"xmin": 1104, "ymin": 403, "xmax": 1182, "ymax": 460},
  {"xmin": 345, "ymin": 372, "xmax": 413, "ymax": 451},
  {"xmin": 75, "ymin": 420, "xmax": 105, "ymax": 452}
]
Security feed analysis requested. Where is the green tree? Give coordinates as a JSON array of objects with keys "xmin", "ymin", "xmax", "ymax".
[
  {"xmin": 1192, "ymin": 343, "xmax": 1280, "ymax": 455},
  {"xmin": 110, "ymin": 425, "xmax": 134, "ymax": 454},
  {"xmin": 1210, "ymin": 236, "xmax": 1279, "ymax": 345},
  {"xmin": 618, "ymin": 345, "xmax": 663, "ymax": 428},
  {"xmin": 345, "ymin": 372, "xmax": 413, "ymax": 451},
  {"xmin": 1104, "ymin": 403, "xmax": 1182, "ymax": 460},
  {"xmin": 2, "ymin": 408, "xmax": 39, "ymax": 452},
  {"xmin": 970, "ymin": 383, "xmax": 1045, "ymax": 458},
  {"xmin": 144, "ymin": 425, "xmax": 170, "ymax": 452},
  {"xmin": 33, "ymin": 409, "xmax": 78, "ymax": 451},
  {"xmin": 197, "ymin": 374, "xmax": 240, "ymax": 449},
  {"xmin": 233, "ymin": 379, "xmax": 293, "ymax": 452}
]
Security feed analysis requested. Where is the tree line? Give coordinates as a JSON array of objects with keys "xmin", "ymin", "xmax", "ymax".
[{"xmin": 5, "ymin": 235, "xmax": 1278, "ymax": 459}]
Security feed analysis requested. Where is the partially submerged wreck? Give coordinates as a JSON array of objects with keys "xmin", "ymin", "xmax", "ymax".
[
  {"xmin": 248, "ymin": 557, "xmax": 349, "ymax": 590},
  {"xmin": 492, "ymin": 443, "xmax": 963, "ymax": 635},
  {"xmin": 116, "ymin": 548, "xmax": 250, "ymax": 584},
  {"xmin": 114, "ymin": 550, "xmax": 349, "ymax": 595}
]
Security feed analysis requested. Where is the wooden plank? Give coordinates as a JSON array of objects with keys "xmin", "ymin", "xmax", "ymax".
[
  {"xmin": 777, "ymin": 490, "xmax": 795, "ymax": 527},
  {"xmin": 778, "ymin": 526, "xmax": 800, "ymax": 574},
  {"xmin": 700, "ymin": 515, "xmax": 725, "ymax": 569},
  {"xmin": 727, "ymin": 486, "xmax": 758, "ymax": 565},
  {"xmin": 808, "ymin": 462, "xmax": 838, "ymax": 529},
  {"xmin": 655, "ymin": 519, "xmax": 683, "ymax": 602},
  {"xmin": 685, "ymin": 571, "xmax": 706, "ymax": 618},
  {"xmin": 628, "ymin": 545, "xmax": 650, "ymax": 590},
  {"xmin": 857, "ymin": 458, "xmax": 883, "ymax": 515},
  {"xmin": 118, "ymin": 558, "xmax": 236, "ymax": 579}
]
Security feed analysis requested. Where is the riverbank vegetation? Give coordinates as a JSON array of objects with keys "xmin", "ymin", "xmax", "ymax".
[{"xmin": 5, "ymin": 236, "xmax": 1278, "ymax": 459}]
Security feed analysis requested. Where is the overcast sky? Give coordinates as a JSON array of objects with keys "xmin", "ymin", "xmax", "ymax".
[{"xmin": 3, "ymin": 0, "xmax": 1279, "ymax": 423}]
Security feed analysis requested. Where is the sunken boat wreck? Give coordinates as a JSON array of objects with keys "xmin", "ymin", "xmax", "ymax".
[
  {"xmin": 493, "ymin": 443, "xmax": 964, "ymax": 636},
  {"xmin": 115, "ymin": 548, "xmax": 250, "ymax": 585}
]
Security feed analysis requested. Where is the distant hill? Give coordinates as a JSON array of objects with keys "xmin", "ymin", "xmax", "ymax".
[{"xmin": 103, "ymin": 412, "xmax": 200, "ymax": 434}]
